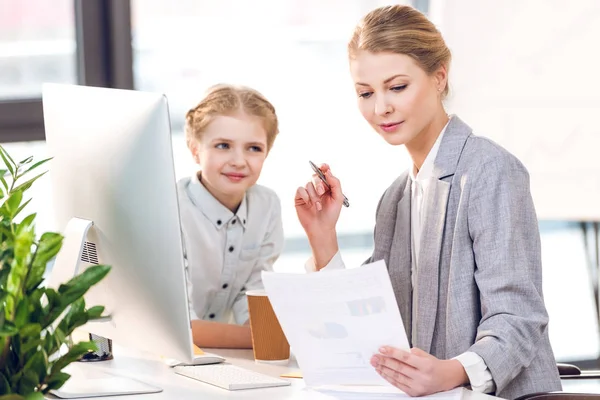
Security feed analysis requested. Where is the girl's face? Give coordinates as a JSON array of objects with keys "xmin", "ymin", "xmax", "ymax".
[
  {"xmin": 350, "ymin": 51, "xmax": 445, "ymax": 148},
  {"xmin": 190, "ymin": 112, "xmax": 268, "ymax": 211}
]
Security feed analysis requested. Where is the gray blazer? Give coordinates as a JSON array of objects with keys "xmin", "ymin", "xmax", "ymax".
[{"xmin": 367, "ymin": 116, "xmax": 561, "ymax": 399}]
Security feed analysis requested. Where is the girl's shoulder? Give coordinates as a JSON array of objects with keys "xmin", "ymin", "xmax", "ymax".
[{"xmin": 246, "ymin": 184, "xmax": 281, "ymax": 207}]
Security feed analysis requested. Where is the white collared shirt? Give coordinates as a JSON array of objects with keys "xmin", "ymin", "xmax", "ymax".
[
  {"xmin": 177, "ymin": 173, "xmax": 284, "ymax": 324},
  {"xmin": 306, "ymin": 117, "xmax": 495, "ymax": 393}
]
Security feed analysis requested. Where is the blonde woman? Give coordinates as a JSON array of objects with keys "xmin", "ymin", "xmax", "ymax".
[{"xmin": 295, "ymin": 5, "xmax": 561, "ymax": 398}]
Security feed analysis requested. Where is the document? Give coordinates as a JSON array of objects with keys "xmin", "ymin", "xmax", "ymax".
[
  {"xmin": 262, "ymin": 260, "xmax": 409, "ymax": 388},
  {"xmin": 308, "ymin": 386, "xmax": 464, "ymax": 400}
]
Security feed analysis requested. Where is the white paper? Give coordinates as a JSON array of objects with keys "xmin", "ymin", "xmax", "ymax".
[
  {"xmin": 308, "ymin": 386, "xmax": 464, "ymax": 400},
  {"xmin": 262, "ymin": 260, "xmax": 410, "ymax": 387}
]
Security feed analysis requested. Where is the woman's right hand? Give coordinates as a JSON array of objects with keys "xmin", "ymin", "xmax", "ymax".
[{"xmin": 294, "ymin": 163, "xmax": 344, "ymax": 240}]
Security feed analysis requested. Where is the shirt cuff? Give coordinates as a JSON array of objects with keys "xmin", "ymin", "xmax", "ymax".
[
  {"xmin": 453, "ymin": 351, "xmax": 496, "ymax": 394},
  {"xmin": 304, "ymin": 251, "xmax": 346, "ymax": 273}
]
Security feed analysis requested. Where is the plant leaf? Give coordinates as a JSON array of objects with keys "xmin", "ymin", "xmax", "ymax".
[
  {"xmin": 22, "ymin": 158, "xmax": 52, "ymax": 177},
  {"xmin": 87, "ymin": 305, "xmax": 105, "ymax": 320},
  {"xmin": 42, "ymin": 371, "xmax": 70, "ymax": 393},
  {"xmin": 26, "ymin": 232, "xmax": 63, "ymax": 292},
  {"xmin": 14, "ymin": 198, "xmax": 32, "ymax": 220},
  {"xmin": 25, "ymin": 393, "xmax": 45, "ymax": 400},
  {"xmin": 18, "ymin": 156, "xmax": 34, "ymax": 166},
  {"xmin": 12, "ymin": 171, "xmax": 48, "ymax": 195},
  {"xmin": 14, "ymin": 227, "xmax": 35, "ymax": 266},
  {"xmin": 0, "ymin": 146, "xmax": 16, "ymax": 176},
  {"xmin": 17, "ymin": 213, "xmax": 36, "ymax": 234},
  {"xmin": 0, "ymin": 174, "xmax": 8, "ymax": 192},
  {"xmin": 0, "ymin": 371, "xmax": 11, "ymax": 395},
  {"xmin": 4, "ymin": 190, "xmax": 23, "ymax": 218},
  {"xmin": 56, "ymin": 265, "xmax": 111, "ymax": 309},
  {"xmin": 14, "ymin": 298, "xmax": 29, "ymax": 328},
  {"xmin": 23, "ymin": 349, "xmax": 48, "ymax": 386},
  {"xmin": 50, "ymin": 341, "xmax": 97, "ymax": 375},
  {"xmin": 17, "ymin": 370, "xmax": 38, "ymax": 396},
  {"xmin": 19, "ymin": 323, "xmax": 41, "ymax": 338},
  {"xmin": 0, "ymin": 321, "xmax": 18, "ymax": 337}
]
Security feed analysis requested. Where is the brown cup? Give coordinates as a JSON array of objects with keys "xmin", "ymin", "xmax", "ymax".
[{"xmin": 246, "ymin": 289, "xmax": 290, "ymax": 364}]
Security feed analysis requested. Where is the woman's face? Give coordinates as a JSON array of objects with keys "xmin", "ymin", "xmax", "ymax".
[{"xmin": 350, "ymin": 51, "xmax": 445, "ymax": 147}]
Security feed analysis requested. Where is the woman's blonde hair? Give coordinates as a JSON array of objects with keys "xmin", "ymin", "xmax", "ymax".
[
  {"xmin": 185, "ymin": 84, "xmax": 279, "ymax": 151},
  {"xmin": 348, "ymin": 5, "xmax": 451, "ymax": 97}
]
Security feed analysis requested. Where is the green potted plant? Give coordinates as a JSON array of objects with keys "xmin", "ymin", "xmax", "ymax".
[{"xmin": 0, "ymin": 146, "xmax": 111, "ymax": 399}]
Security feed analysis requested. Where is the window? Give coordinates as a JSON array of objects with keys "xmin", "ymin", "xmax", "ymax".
[{"xmin": 0, "ymin": 0, "xmax": 76, "ymax": 100}]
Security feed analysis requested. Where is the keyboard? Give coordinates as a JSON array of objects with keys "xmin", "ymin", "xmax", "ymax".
[{"xmin": 173, "ymin": 364, "xmax": 292, "ymax": 391}]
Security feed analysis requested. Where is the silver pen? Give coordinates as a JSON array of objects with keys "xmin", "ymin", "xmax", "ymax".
[{"xmin": 309, "ymin": 161, "xmax": 350, "ymax": 207}]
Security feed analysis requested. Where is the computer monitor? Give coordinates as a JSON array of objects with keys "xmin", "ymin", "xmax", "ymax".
[{"xmin": 42, "ymin": 83, "xmax": 194, "ymax": 364}]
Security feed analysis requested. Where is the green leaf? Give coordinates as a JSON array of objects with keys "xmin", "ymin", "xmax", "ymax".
[
  {"xmin": 0, "ymin": 371, "xmax": 11, "ymax": 395},
  {"xmin": 25, "ymin": 393, "xmax": 44, "ymax": 400},
  {"xmin": 12, "ymin": 171, "xmax": 48, "ymax": 195},
  {"xmin": 0, "ymin": 174, "xmax": 7, "ymax": 192},
  {"xmin": 87, "ymin": 305, "xmax": 105, "ymax": 320},
  {"xmin": 18, "ymin": 156, "xmax": 34, "ymax": 166},
  {"xmin": 14, "ymin": 198, "xmax": 32, "ymax": 220},
  {"xmin": 19, "ymin": 323, "xmax": 41, "ymax": 338},
  {"xmin": 0, "ymin": 396, "xmax": 25, "ymax": 400},
  {"xmin": 50, "ymin": 341, "xmax": 97, "ymax": 375},
  {"xmin": 4, "ymin": 190, "xmax": 23, "ymax": 218},
  {"xmin": 14, "ymin": 228, "xmax": 35, "ymax": 266},
  {"xmin": 0, "ymin": 146, "xmax": 16, "ymax": 176},
  {"xmin": 24, "ymin": 279, "xmax": 44, "ymax": 296},
  {"xmin": 17, "ymin": 213, "xmax": 36, "ymax": 234},
  {"xmin": 0, "ymin": 321, "xmax": 18, "ymax": 337},
  {"xmin": 17, "ymin": 369, "xmax": 38, "ymax": 396},
  {"xmin": 27, "ymin": 233, "xmax": 62, "ymax": 292},
  {"xmin": 23, "ymin": 349, "xmax": 48, "ymax": 385},
  {"xmin": 56, "ymin": 265, "xmax": 111, "ymax": 308},
  {"xmin": 22, "ymin": 158, "xmax": 52, "ymax": 177},
  {"xmin": 14, "ymin": 298, "xmax": 29, "ymax": 328},
  {"xmin": 43, "ymin": 371, "xmax": 70, "ymax": 393},
  {"xmin": 21, "ymin": 338, "xmax": 43, "ymax": 355},
  {"xmin": 27, "ymin": 289, "xmax": 44, "ymax": 322}
]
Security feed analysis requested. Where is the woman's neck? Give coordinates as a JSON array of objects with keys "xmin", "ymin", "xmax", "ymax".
[{"xmin": 406, "ymin": 112, "xmax": 450, "ymax": 171}]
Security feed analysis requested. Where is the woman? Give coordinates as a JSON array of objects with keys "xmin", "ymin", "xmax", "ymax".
[{"xmin": 294, "ymin": 5, "xmax": 561, "ymax": 399}]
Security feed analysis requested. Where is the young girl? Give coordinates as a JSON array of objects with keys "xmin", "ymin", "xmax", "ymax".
[
  {"xmin": 295, "ymin": 5, "xmax": 561, "ymax": 399},
  {"xmin": 178, "ymin": 84, "xmax": 283, "ymax": 349}
]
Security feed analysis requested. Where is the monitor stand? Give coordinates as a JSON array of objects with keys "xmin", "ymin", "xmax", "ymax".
[{"xmin": 49, "ymin": 217, "xmax": 163, "ymax": 397}]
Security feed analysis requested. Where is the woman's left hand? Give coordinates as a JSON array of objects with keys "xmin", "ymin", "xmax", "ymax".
[{"xmin": 371, "ymin": 346, "xmax": 469, "ymax": 397}]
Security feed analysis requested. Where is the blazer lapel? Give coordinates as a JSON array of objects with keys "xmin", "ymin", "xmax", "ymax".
[
  {"xmin": 414, "ymin": 178, "xmax": 450, "ymax": 352},
  {"xmin": 386, "ymin": 178, "xmax": 413, "ymax": 343},
  {"xmin": 414, "ymin": 116, "xmax": 473, "ymax": 353}
]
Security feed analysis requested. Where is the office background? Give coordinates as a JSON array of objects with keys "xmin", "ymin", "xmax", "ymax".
[{"xmin": 1, "ymin": 0, "xmax": 599, "ymax": 367}]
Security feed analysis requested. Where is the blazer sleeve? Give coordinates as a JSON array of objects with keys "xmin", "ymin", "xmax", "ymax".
[{"xmin": 467, "ymin": 154, "xmax": 550, "ymax": 393}]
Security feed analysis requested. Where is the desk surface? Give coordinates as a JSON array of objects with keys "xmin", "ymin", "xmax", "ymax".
[{"xmin": 47, "ymin": 347, "xmax": 501, "ymax": 399}]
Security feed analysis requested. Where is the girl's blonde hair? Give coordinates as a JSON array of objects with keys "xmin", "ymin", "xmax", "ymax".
[
  {"xmin": 185, "ymin": 84, "xmax": 279, "ymax": 151},
  {"xmin": 348, "ymin": 5, "xmax": 452, "ymax": 97}
]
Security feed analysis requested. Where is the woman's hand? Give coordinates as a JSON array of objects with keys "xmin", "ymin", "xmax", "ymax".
[
  {"xmin": 371, "ymin": 346, "xmax": 469, "ymax": 397},
  {"xmin": 295, "ymin": 163, "xmax": 344, "ymax": 236},
  {"xmin": 295, "ymin": 163, "xmax": 345, "ymax": 269}
]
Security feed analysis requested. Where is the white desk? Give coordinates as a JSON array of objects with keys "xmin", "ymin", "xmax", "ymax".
[{"xmin": 47, "ymin": 346, "xmax": 502, "ymax": 399}]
